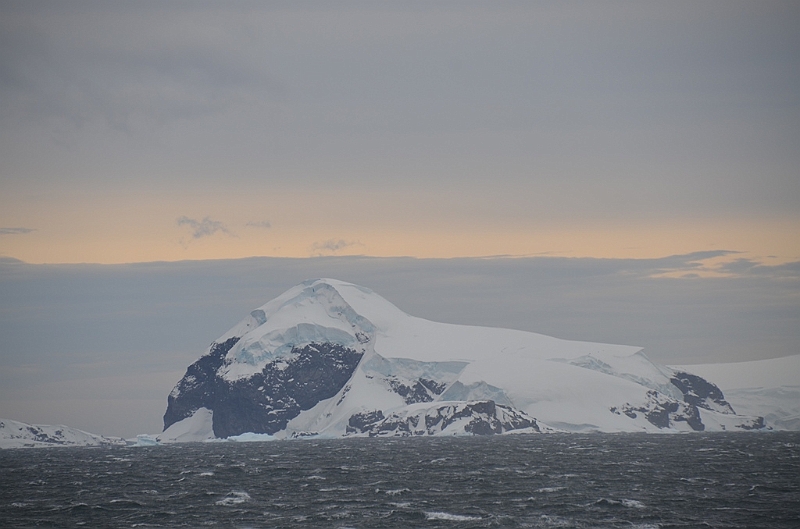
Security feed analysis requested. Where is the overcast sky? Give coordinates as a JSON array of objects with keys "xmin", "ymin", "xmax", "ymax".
[
  {"xmin": 0, "ymin": 2, "xmax": 798, "ymax": 436},
  {"xmin": 1, "ymin": 1, "xmax": 798, "ymax": 263}
]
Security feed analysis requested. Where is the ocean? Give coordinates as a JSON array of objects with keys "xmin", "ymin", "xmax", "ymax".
[{"xmin": 1, "ymin": 432, "xmax": 799, "ymax": 528}]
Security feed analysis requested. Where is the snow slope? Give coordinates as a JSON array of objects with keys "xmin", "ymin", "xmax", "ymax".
[
  {"xmin": 164, "ymin": 279, "xmax": 767, "ymax": 438},
  {"xmin": 157, "ymin": 407, "xmax": 215, "ymax": 443}
]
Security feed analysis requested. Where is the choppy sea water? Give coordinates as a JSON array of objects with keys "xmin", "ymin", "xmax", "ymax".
[{"xmin": 1, "ymin": 432, "xmax": 799, "ymax": 528}]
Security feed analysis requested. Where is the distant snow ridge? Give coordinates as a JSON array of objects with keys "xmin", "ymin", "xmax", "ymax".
[
  {"xmin": 0, "ymin": 419, "xmax": 124, "ymax": 449},
  {"xmin": 163, "ymin": 278, "xmax": 768, "ymax": 442}
]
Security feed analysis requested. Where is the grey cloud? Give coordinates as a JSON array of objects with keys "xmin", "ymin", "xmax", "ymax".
[
  {"xmin": 1, "ymin": 2, "xmax": 797, "ymax": 223},
  {"xmin": 0, "ymin": 3, "xmax": 283, "ymax": 133},
  {"xmin": 246, "ymin": 220, "xmax": 271, "ymax": 229},
  {"xmin": 311, "ymin": 239, "xmax": 361, "ymax": 254},
  {"xmin": 176, "ymin": 216, "xmax": 231, "ymax": 239},
  {"xmin": 0, "ymin": 227, "xmax": 36, "ymax": 235},
  {"xmin": 628, "ymin": 250, "xmax": 739, "ymax": 276},
  {"xmin": 650, "ymin": 251, "xmax": 749, "ymax": 277},
  {"xmin": 767, "ymin": 261, "xmax": 800, "ymax": 275},
  {"xmin": 719, "ymin": 258, "xmax": 800, "ymax": 278},
  {"xmin": 718, "ymin": 258, "xmax": 762, "ymax": 275}
]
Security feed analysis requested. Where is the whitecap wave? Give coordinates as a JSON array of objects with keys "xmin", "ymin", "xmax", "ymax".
[
  {"xmin": 215, "ymin": 491, "xmax": 251, "ymax": 506},
  {"xmin": 425, "ymin": 511, "xmax": 482, "ymax": 521}
]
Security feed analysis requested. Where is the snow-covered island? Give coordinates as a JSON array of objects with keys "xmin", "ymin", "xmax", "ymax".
[
  {"xmin": 4, "ymin": 278, "xmax": 796, "ymax": 449},
  {"xmin": 159, "ymin": 279, "xmax": 793, "ymax": 442}
]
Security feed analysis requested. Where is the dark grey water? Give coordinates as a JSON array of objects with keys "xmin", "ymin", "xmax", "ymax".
[{"xmin": 2, "ymin": 433, "xmax": 799, "ymax": 528}]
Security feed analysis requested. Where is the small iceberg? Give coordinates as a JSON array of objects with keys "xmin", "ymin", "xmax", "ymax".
[
  {"xmin": 226, "ymin": 432, "xmax": 276, "ymax": 442},
  {"xmin": 129, "ymin": 434, "xmax": 160, "ymax": 446}
]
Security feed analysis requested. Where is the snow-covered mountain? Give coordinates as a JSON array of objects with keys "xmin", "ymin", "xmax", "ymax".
[
  {"xmin": 163, "ymin": 278, "xmax": 767, "ymax": 441},
  {"xmin": 0, "ymin": 418, "xmax": 125, "ymax": 449}
]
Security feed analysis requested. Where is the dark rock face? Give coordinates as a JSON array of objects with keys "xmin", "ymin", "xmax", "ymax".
[
  {"xmin": 385, "ymin": 377, "xmax": 447, "ymax": 405},
  {"xmin": 164, "ymin": 341, "xmax": 364, "ymax": 438},
  {"xmin": 611, "ymin": 388, "xmax": 767, "ymax": 432},
  {"xmin": 737, "ymin": 416, "xmax": 766, "ymax": 430},
  {"xmin": 16, "ymin": 425, "xmax": 76, "ymax": 445},
  {"xmin": 611, "ymin": 370, "xmax": 751, "ymax": 431},
  {"xmin": 670, "ymin": 371, "xmax": 735, "ymax": 414},
  {"xmin": 25, "ymin": 425, "xmax": 60, "ymax": 444},
  {"xmin": 163, "ymin": 337, "xmax": 240, "ymax": 430},
  {"xmin": 346, "ymin": 410, "xmax": 386, "ymax": 434},
  {"xmin": 612, "ymin": 390, "xmax": 704, "ymax": 431},
  {"xmin": 346, "ymin": 400, "xmax": 541, "ymax": 437}
]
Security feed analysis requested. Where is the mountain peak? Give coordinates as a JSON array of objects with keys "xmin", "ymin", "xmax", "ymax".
[{"xmin": 215, "ymin": 279, "xmax": 380, "ymax": 382}]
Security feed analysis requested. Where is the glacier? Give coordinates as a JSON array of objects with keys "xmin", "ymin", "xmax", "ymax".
[{"xmin": 162, "ymin": 278, "xmax": 769, "ymax": 441}]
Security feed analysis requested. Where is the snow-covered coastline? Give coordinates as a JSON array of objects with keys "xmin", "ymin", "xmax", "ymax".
[{"xmin": 6, "ymin": 279, "xmax": 795, "ymax": 449}]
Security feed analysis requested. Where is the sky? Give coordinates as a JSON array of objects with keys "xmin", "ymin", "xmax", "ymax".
[
  {"xmin": 1, "ymin": 1, "xmax": 798, "ymax": 264},
  {"xmin": 0, "ymin": 1, "xmax": 798, "ymax": 437}
]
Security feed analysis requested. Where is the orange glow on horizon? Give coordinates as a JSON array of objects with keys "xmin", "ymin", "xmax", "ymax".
[
  {"xmin": 1, "ymin": 188, "xmax": 799, "ymax": 265},
  {"xmin": 2, "ymin": 217, "xmax": 799, "ymax": 266}
]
